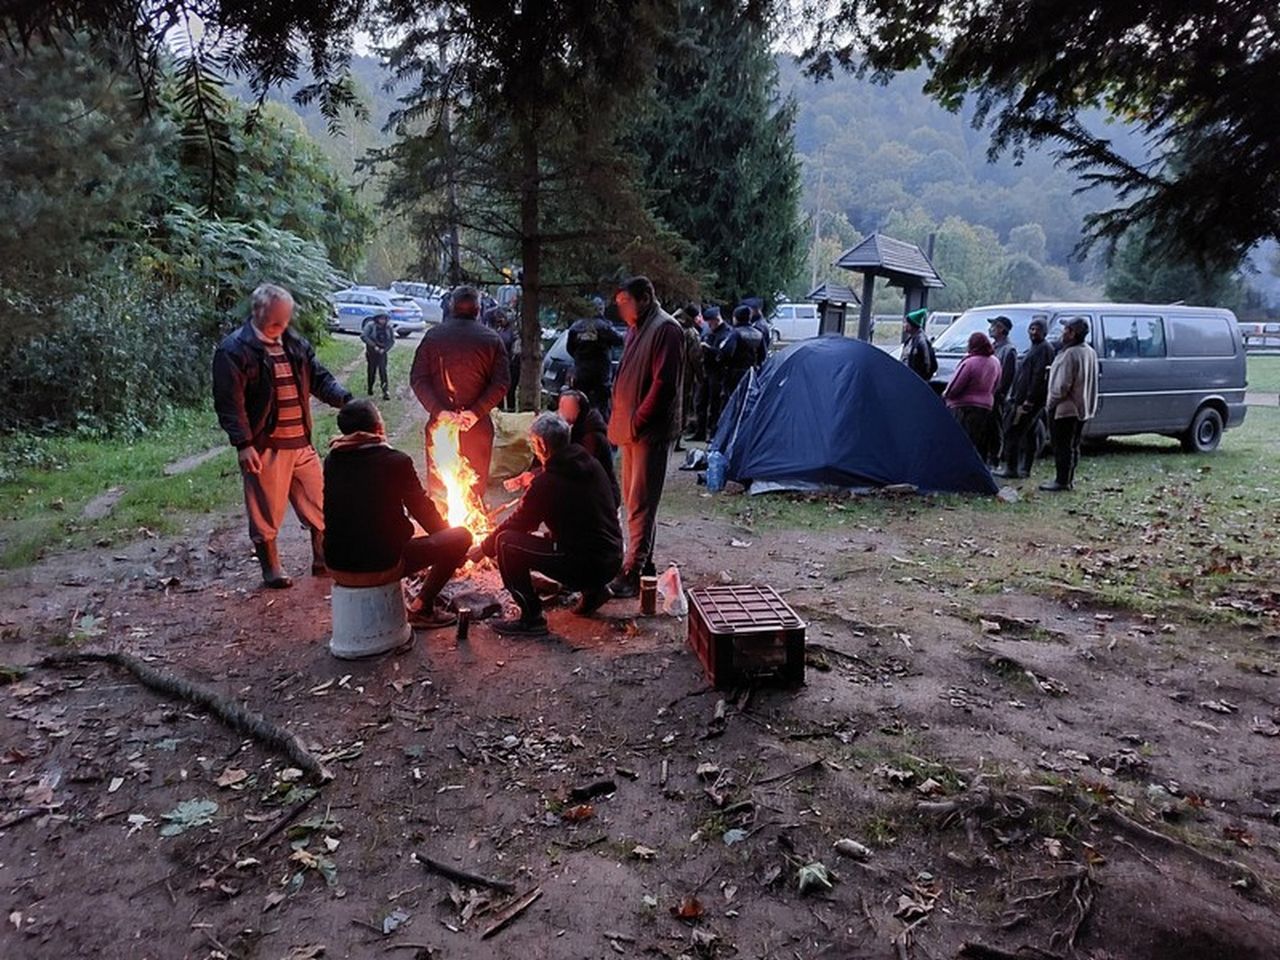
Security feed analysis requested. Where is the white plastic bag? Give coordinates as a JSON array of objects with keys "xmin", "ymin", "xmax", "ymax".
[{"xmin": 656, "ymin": 564, "xmax": 688, "ymax": 617}]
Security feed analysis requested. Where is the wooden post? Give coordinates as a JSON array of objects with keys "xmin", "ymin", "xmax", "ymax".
[{"xmin": 856, "ymin": 272, "xmax": 875, "ymax": 342}]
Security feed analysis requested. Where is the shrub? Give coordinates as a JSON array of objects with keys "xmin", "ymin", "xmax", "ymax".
[{"xmin": 2, "ymin": 275, "xmax": 209, "ymax": 436}]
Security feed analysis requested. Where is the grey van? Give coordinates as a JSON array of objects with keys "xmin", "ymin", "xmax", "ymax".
[{"xmin": 930, "ymin": 302, "xmax": 1247, "ymax": 452}]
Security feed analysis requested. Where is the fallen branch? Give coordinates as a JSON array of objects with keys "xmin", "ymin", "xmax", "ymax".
[
  {"xmin": 481, "ymin": 887, "xmax": 542, "ymax": 939},
  {"xmin": 39, "ymin": 652, "xmax": 331, "ymax": 783},
  {"xmin": 0, "ymin": 806, "xmax": 56, "ymax": 830},
  {"xmin": 415, "ymin": 852, "xmax": 515, "ymax": 894},
  {"xmin": 754, "ymin": 758, "xmax": 823, "ymax": 786}
]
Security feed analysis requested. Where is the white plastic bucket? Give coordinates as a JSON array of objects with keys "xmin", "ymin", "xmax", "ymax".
[{"xmin": 329, "ymin": 580, "xmax": 412, "ymax": 659}]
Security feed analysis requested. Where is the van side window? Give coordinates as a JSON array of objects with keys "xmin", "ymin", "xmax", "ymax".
[
  {"xmin": 1169, "ymin": 316, "xmax": 1234, "ymax": 357},
  {"xmin": 1101, "ymin": 314, "xmax": 1166, "ymax": 359}
]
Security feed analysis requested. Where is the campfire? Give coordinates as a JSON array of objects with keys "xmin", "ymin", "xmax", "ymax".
[{"xmin": 428, "ymin": 420, "xmax": 493, "ymax": 539}]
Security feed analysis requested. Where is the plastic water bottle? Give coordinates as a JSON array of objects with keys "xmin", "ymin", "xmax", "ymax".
[{"xmin": 706, "ymin": 451, "xmax": 727, "ymax": 492}]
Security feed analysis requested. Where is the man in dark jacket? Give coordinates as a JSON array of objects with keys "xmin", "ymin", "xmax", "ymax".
[
  {"xmin": 692, "ymin": 305, "xmax": 731, "ymax": 441},
  {"xmin": 507, "ymin": 389, "xmax": 620, "ymax": 509},
  {"xmin": 900, "ymin": 308, "xmax": 937, "ymax": 381},
  {"xmin": 720, "ymin": 305, "xmax": 765, "ymax": 399},
  {"xmin": 213, "ymin": 283, "xmax": 352, "ymax": 589},
  {"xmin": 987, "ymin": 315, "xmax": 1018, "ymax": 464},
  {"xmin": 361, "ymin": 313, "xmax": 395, "ymax": 400},
  {"xmin": 675, "ymin": 303, "xmax": 704, "ymax": 447},
  {"xmin": 567, "ymin": 297, "xmax": 625, "ymax": 417},
  {"xmin": 606, "ymin": 276, "xmax": 685, "ymax": 598},
  {"xmin": 411, "ymin": 285, "xmax": 510, "ymax": 504},
  {"xmin": 470, "ymin": 413, "xmax": 623, "ymax": 636},
  {"xmin": 996, "ymin": 317, "xmax": 1056, "ymax": 479},
  {"xmin": 486, "ymin": 307, "xmax": 521, "ymax": 411},
  {"xmin": 746, "ymin": 297, "xmax": 772, "ymax": 353},
  {"xmin": 324, "ymin": 400, "xmax": 471, "ymax": 629}
]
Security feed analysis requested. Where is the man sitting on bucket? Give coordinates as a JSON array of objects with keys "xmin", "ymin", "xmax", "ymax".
[
  {"xmin": 323, "ymin": 399, "xmax": 472, "ymax": 630},
  {"xmin": 467, "ymin": 412, "xmax": 623, "ymax": 636}
]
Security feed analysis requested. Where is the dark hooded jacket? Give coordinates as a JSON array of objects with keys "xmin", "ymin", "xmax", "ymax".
[
  {"xmin": 525, "ymin": 401, "xmax": 620, "ymax": 508},
  {"xmin": 481, "ymin": 443, "xmax": 623, "ymax": 567},
  {"xmin": 322, "ymin": 442, "xmax": 447, "ymax": 573}
]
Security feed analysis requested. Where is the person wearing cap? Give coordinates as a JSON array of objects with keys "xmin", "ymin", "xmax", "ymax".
[
  {"xmin": 986, "ymin": 315, "xmax": 1018, "ymax": 464},
  {"xmin": 567, "ymin": 296, "xmax": 626, "ymax": 419},
  {"xmin": 674, "ymin": 302, "xmax": 704, "ymax": 449},
  {"xmin": 410, "ymin": 284, "xmax": 510, "ymax": 503},
  {"xmin": 1040, "ymin": 316, "xmax": 1098, "ymax": 492},
  {"xmin": 361, "ymin": 312, "xmax": 395, "ymax": 401},
  {"xmin": 900, "ymin": 308, "xmax": 937, "ymax": 381},
  {"xmin": 692, "ymin": 305, "xmax": 730, "ymax": 440},
  {"xmin": 996, "ymin": 316, "xmax": 1056, "ymax": 479},
  {"xmin": 485, "ymin": 306, "xmax": 521, "ymax": 411}
]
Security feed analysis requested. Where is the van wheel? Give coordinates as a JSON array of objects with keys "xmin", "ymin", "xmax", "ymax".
[{"xmin": 1181, "ymin": 406, "xmax": 1223, "ymax": 453}]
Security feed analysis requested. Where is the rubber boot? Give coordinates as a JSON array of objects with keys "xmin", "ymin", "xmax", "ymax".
[
  {"xmin": 310, "ymin": 528, "xmax": 328, "ymax": 577},
  {"xmin": 254, "ymin": 541, "xmax": 293, "ymax": 589}
]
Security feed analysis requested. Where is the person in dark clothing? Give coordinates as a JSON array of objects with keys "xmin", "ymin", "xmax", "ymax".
[
  {"xmin": 995, "ymin": 318, "xmax": 1056, "ymax": 479},
  {"xmin": 361, "ymin": 313, "xmax": 395, "ymax": 400},
  {"xmin": 505, "ymin": 389, "xmax": 620, "ymax": 509},
  {"xmin": 986, "ymin": 315, "xmax": 1018, "ymax": 464},
  {"xmin": 745, "ymin": 296, "xmax": 772, "ymax": 353},
  {"xmin": 410, "ymin": 285, "xmax": 510, "ymax": 504},
  {"xmin": 674, "ymin": 303, "xmax": 703, "ymax": 449},
  {"xmin": 567, "ymin": 297, "xmax": 625, "ymax": 417},
  {"xmin": 606, "ymin": 276, "xmax": 685, "ymax": 598},
  {"xmin": 323, "ymin": 400, "xmax": 471, "ymax": 630},
  {"xmin": 692, "ymin": 305, "xmax": 730, "ymax": 441},
  {"xmin": 486, "ymin": 307, "xmax": 521, "ymax": 411},
  {"xmin": 470, "ymin": 413, "xmax": 624, "ymax": 636},
  {"xmin": 900, "ymin": 308, "xmax": 937, "ymax": 382},
  {"xmin": 213, "ymin": 282, "xmax": 352, "ymax": 589},
  {"xmin": 720, "ymin": 305, "xmax": 765, "ymax": 399}
]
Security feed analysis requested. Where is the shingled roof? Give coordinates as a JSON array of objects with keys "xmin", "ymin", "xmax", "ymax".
[
  {"xmin": 807, "ymin": 281, "xmax": 861, "ymax": 305},
  {"xmin": 834, "ymin": 233, "xmax": 945, "ymax": 288}
]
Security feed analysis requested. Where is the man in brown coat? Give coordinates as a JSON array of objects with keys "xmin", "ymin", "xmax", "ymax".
[{"xmin": 606, "ymin": 276, "xmax": 685, "ymax": 598}]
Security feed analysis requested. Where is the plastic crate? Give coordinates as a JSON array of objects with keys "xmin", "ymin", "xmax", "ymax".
[{"xmin": 686, "ymin": 584, "xmax": 806, "ymax": 688}]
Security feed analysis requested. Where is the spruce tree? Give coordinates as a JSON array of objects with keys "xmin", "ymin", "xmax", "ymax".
[{"xmin": 634, "ymin": 0, "xmax": 804, "ymax": 305}]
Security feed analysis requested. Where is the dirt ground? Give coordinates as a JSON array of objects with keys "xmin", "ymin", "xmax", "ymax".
[{"xmin": 3, "ymin": 449, "xmax": 1280, "ymax": 960}]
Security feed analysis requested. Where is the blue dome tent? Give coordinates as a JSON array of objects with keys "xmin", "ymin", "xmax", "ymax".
[{"xmin": 710, "ymin": 336, "xmax": 998, "ymax": 496}]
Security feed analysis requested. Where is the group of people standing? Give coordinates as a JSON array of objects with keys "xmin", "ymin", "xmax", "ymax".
[
  {"xmin": 212, "ymin": 277, "xmax": 690, "ymax": 644},
  {"xmin": 899, "ymin": 307, "xmax": 1099, "ymax": 492}
]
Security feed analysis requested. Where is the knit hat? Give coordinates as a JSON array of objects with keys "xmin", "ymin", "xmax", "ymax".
[{"xmin": 905, "ymin": 308, "xmax": 928, "ymax": 328}]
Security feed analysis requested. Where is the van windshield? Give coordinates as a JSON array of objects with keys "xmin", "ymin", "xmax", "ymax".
[{"xmin": 932, "ymin": 307, "xmax": 1068, "ymax": 354}]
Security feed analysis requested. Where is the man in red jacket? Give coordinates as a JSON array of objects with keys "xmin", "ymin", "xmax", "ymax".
[
  {"xmin": 410, "ymin": 285, "xmax": 510, "ymax": 503},
  {"xmin": 606, "ymin": 276, "xmax": 685, "ymax": 599}
]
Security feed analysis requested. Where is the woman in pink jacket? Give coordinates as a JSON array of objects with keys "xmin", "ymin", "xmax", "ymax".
[{"xmin": 942, "ymin": 332, "xmax": 1002, "ymax": 452}]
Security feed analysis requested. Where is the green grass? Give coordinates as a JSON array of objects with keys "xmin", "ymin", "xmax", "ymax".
[
  {"xmin": 666, "ymin": 405, "xmax": 1280, "ymax": 621},
  {"xmin": 1247, "ymin": 355, "xmax": 1280, "ymax": 395},
  {"xmin": 0, "ymin": 336, "xmax": 367, "ymax": 569}
]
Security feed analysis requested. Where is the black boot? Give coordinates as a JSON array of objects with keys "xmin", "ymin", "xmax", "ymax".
[
  {"xmin": 254, "ymin": 541, "xmax": 293, "ymax": 589},
  {"xmin": 310, "ymin": 529, "xmax": 328, "ymax": 577},
  {"xmin": 608, "ymin": 568, "xmax": 640, "ymax": 599}
]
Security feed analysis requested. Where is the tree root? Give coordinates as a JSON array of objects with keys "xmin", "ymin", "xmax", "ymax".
[{"xmin": 39, "ymin": 651, "xmax": 332, "ymax": 783}]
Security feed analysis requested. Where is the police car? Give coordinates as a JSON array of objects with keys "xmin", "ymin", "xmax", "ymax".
[{"xmin": 329, "ymin": 287, "xmax": 426, "ymax": 337}]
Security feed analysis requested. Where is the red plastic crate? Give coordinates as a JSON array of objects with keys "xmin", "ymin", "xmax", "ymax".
[{"xmin": 687, "ymin": 584, "xmax": 806, "ymax": 688}]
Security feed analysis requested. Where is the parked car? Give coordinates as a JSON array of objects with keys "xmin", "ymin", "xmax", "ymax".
[
  {"xmin": 925, "ymin": 311, "xmax": 960, "ymax": 340},
  {"xmin": 390, "ymin": 281, "xmax": 446, "ymax": 325},
  {"xmin": 768, "ymin": 301, "xmax": 821, "ymax": 344},
  {"xmin": 330, "ymin": 288, "xmax": 426, "ymax": 337},
  {"xmin": 539, "ymin": 323, "xmax": 628, "ymax": 407},
  {"xmin": 930, "ymin": 302, "xmax": 1247, "ymax": 452}
]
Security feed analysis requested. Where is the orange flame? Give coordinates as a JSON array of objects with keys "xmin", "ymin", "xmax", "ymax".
[{"xmin": 429, "ymin": 419, "xmax": 492, "ymax": 539}]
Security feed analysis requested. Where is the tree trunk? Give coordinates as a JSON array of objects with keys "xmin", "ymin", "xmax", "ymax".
[{"xmin": 517, "ymin": 115, "xmax": 543, "ymax": 411}]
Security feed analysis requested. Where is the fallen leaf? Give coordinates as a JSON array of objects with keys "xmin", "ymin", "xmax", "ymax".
[
  {"xmin": 979, "ymin": 619, "xmax": 1002, "ymax": 633},
  {"xmin": 1223, "ymin": 825, "xmax": 1255, "ymax": 848},
  {"xmin": 631, "ymin": 845, "xmax": 657, "ymax": 860},
  {"xmin": 263, "ymin": 891, "xmax": 287, "ymax": 912},
  {"xmin": 729, "ymin": 539, "xmax": 752, "ymax": 548},
  {"xmin": 797, "ymin": 861, "xmax": 835, "ymax": 894},
  {"xmin": 1043, "ymin": 837, "xmax": 1064, "ymax": 859},
  {"xmin": 216, "ymin": 767, "xmax": 249, "ymax": 789},
  {"xmin": 382, "ymin": 908, "xmax": 411, "ymax": 935},
  {"xmin": 280, "ymin": 945, "xmax": 325, "ymax": 960},
  {"xmin": 670, "ymin": 896, "xmax": 704, "ymax": 921},
  {"xmin": 107, "ymin": 776, "xmax": 124, "ymax": 794},
  {"xmin": 722, "ymin": 828, "xmax": 748, "ymax": 846},
  {"xmin": 561, "ymin": 804, "xmax": 594, "ymax": 823},
  {"xmin": 159, "ymin": 799, "xmax": 218, "ymax": 837}
]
